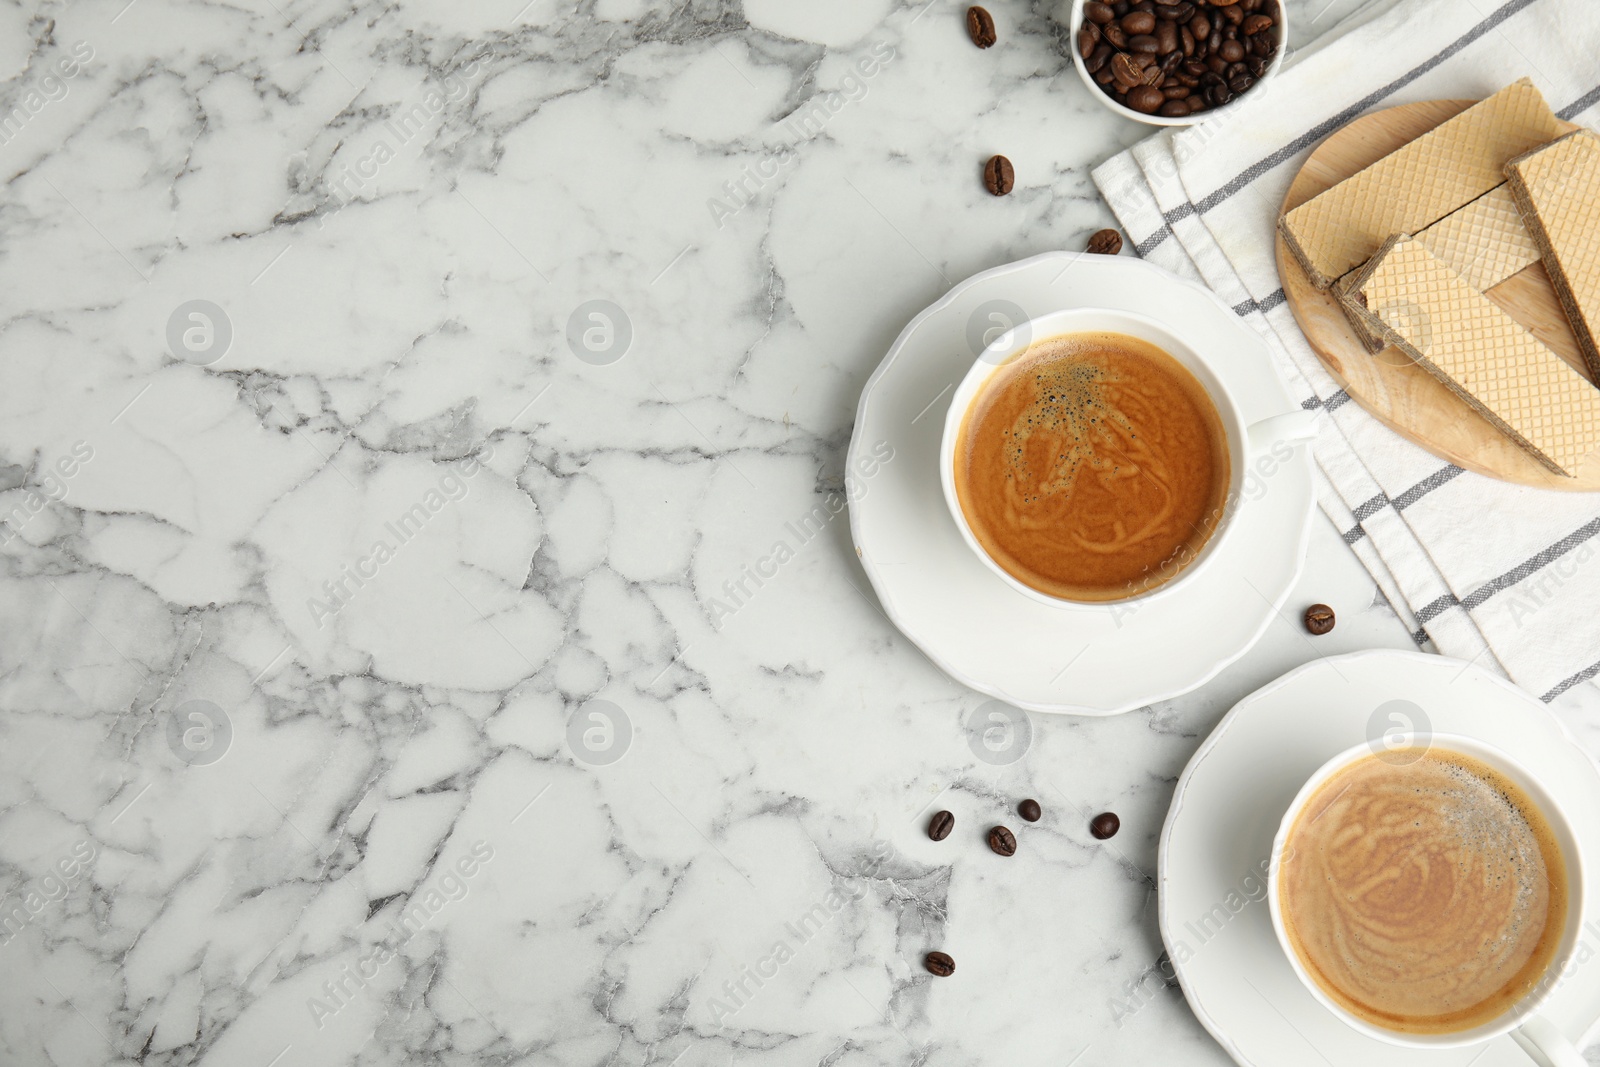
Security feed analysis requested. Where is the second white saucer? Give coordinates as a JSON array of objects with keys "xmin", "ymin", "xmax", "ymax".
[{"xmin": 1161, "ymin": 649, "xmax": 1600, "ymax": 1065}]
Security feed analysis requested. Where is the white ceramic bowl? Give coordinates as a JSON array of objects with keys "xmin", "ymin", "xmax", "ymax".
[
  {"xmin": 1068, "ymin": 0, "xmax": 1290, "ymax": 127},
  {"xmin": 1267, "ymin": 735, "xmax": 1587, "ymax": 1058},
  {"xmin": 937, "ymin": 306, "xmax": 1316, "ymax": 611}
]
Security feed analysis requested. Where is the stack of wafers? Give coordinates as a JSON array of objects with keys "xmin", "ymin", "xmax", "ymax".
[{"xmin": 1277, "ymin": 78, "xmax": 1600, "ymax": 477}]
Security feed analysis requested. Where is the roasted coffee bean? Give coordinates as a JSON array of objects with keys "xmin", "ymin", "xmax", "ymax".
[
  {"xmin": 1226, "ymin": 60, "xmax": 1247, "ymax": 78},
  {"xmin": 1086, "ymin": 41, "xmax": 1113, "ymax": 71},
  {"xmin": 1218, "ymin": 38, "xmax": 1244, "ymax": 62},
  {"xmin": 924, "ymin": 951, "xmax": 956, "ymax": 977},
  {"xmin": 1242, "ymin": 12, "xmax": 1274, "ymax": 34},
  {"xmin": 1140, "ymin": 63, "xmax": 1163, "ymax": 85},
  {"xmin": 1159, "ymin": 49, "xmax": 1184, "ymax": 73},
  {"xmin": 1206, "ymin": 0, "xmax": 1237, "ymax": 6},
  {"xmin": 1078, "ymin": 24, "xmax": 1099, "ymax": 57},
  {"xmin": 988, "ymin": 825, "xmax": 1017, "ymax": 856},
  {"xmin": 1183, "ymin": 58, "xmax": 1206, "ymax": 75},
  {"xmin": 1220, "ymin": 2, "xmax": 1243, "ymax": 22},
  {"xmin": 1188, "ymin": 95, "xmax": 1208, "ymax": 112},
  {"xmin": 1207, "ymin": 27, "xmax": 1223, "ymax": 52},
  {"xmin": 1210, "ymin": 81, "xmax": 1233, "ymax": 104},
  {"xmin": 1132, "ymin": 50, "xmax": 1155, "ymax": 66},
  {"xmin": 1153, "ymin": 2, "xmax": 1182, "ymax": 18},
  {"xmin": 1122, "ymin": 10, "xmax": 1156, "ymax": 33},
  {"xmin": 1189, "ymin": 11, "xmax": 1210, "ymax": 38},
  {"xmin": 928, "ymin": 809, "xmax": 955, "ymax": 841},
  {"xmin": 1156, "ymin": 19, "xmax": 1178, "ymax": 52},
  {"xmin": 1110, "ymin": 51, "xmax": 1141, "ymax": 84},
  {"xmin": 1159, "ymin": 99, "xmax": 1190, "ymax": 116},
  {"xmin": 1247, "ymin": 54, "xmax": 1268, "ymax": 76},
  {"xmin": 1243, "ymin": 0, "xmax": 1261, "ymax": 8},
  {"xmin": 1090, "ymin": 812, "xmax": 1121, "ymax": 839},
  {"xmin": 1127, "ymin": 84, "xmax": 1164, "ymax": 111},
  {"xmin": 1304, "ymin": 604, "xmax": 1336, "ymax": 635},
  {"xmin": 1094, "ymin": 64, "xmax": 1116, "ymax": 83},
  {"xmin": 1085, "ymin": 0, "xmax": 1115, "ymax": 21},
  {"xmin": 1087, "ymin": 228, "xmax": 1123, "ymax": 254},
  {"xmin": 1180, "ymin": 24, "xmax": 1195, "ymax": 54},
  {"xmin": 1163, "ymin": 83, "xmax": 1190, "ymax": 97},
  {"xmin": 1228, "ymin": 72, "xmax": 1253, "ymax": 93},
  {"xmin": 967, "ymin": 5, "xmax": 998, "ymax": 47},
  {"xmin": 982, "ymin": 154, "xmax": 1014, "ymax": 196},
  {"xmin": 1102, "ymin": 22, "xmax": 1128, "ymax": 47},
  {"xmin": 1019, "ymin": 798, "xmax": 1042, "ymax": 822},
  {"xmin": 1112, "ymin": 0, "xmax": 1130, "ymax": 12},
  {"xmin": 1128, "ymin": 33, "xmax": 1158, "ymax": 52}
]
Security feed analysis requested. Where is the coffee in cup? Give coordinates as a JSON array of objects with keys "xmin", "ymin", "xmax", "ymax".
[
  {"xmin": 1276, "ymin": 743, "xmax": 1574, "ymax": 1039},
  {"xmin": 949, "ymin": 330, "xmax": 1231, "ymax": 602}
]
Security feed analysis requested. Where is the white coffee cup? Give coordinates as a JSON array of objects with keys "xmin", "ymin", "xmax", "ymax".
[
  {"xmin": 938, "ymin": 307, "xmax": 1316, "ymax": 609},
  {"xmin": 1267, "ymin": 735, "xmax": 1588, "ymax": 1066}
]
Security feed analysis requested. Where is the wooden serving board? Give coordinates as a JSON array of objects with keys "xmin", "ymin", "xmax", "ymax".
[{"xmin": 1278, "ymin": 99, "xmax": 1600, "ymax": 490}]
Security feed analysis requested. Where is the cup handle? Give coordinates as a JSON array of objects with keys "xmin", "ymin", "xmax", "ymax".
[
  {"xmin": 1512, "ymin": 1014, "xmax": 1586, "ymax": 1067},
  {"xmin": 1246, "ymin": 410, "xmax": 1320, "ymax": 457}
]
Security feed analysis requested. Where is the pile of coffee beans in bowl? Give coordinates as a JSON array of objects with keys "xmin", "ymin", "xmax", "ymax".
[{"xmin": 1078, "ymin": 0, "xmax": 1281, "ymax": 118}]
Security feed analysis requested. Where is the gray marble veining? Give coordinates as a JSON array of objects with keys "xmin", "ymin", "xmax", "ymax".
[{"xmin": 2, "ymin": 0, "xmax": 1596, "ymax": 1064}]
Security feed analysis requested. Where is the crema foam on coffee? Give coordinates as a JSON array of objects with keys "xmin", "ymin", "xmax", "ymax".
[
  {"xmin": 1278, "ymin": 749, "xmax": 1567, "ymax": 1034},
  {"xmin": 952, "ymin": 331, "xmax": 1230, "ymax": 601}
]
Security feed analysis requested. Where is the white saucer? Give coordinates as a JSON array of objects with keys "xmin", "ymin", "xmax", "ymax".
[
  {"xmin": 1161, "ymin": 649, "xmax": 1600, "ymax": 1066},
  {"xmin": 846, "ymin": 252, "xmax": 1314, "ymax": 715}
]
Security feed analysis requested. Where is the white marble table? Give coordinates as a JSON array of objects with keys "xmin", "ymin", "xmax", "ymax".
[{"xmin": 3, "ymin": 0, "xmax": 1596, "ymax": 1063}]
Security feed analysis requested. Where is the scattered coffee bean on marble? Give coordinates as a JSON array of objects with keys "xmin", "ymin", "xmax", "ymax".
[
  {"xmin": 1304, "ymin": 603, "xmax": 1336, "ymax": 635},
  {"xmin": 928, "ymin": 809, "xmax": 955, "ymax": 841},
  {"xmin": 1018, "ymin": 798, "xmax": 1042, "ymax": 822},
  {"xmin": 966, "ymin": 6, "xmax": 997, "ymax": 48},
  {"xmin": 925, "ymin": 950, "xmax": 956, "ymax": 977},
  {"xmin": 1087, "ymin": 228, "xmax": 1123, "ymax": 255},
  {"xmin": 1090, "ymin": 812, "xmax": 1120, "ymax": 839},
  {"xmin": 988, "ymin": 825, "xmax": 1017, "ymax": 856},
  {"xmin": 982, "ymin": 154, "xmax": 1014, "ymax": 196}
]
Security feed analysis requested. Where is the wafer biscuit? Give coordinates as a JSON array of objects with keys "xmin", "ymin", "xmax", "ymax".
[
  {"xmin": 1506, "ymin": 129, "xmax": 1600, "ymax": 380},
  {"xmin": 1347, "ymin": 235, "xmax": 1600, "ymax": 476},
  {"xmin": 1334, "ymin": 186, "xmax": 1540, "ymax": 351},
  {"xmin": 1417, "ymin": 184, "xmax": 1541, "ymax": 291},
  {"xmin": 1280, "ymin": 79, "xmax": 1562, "ymax": 289}
]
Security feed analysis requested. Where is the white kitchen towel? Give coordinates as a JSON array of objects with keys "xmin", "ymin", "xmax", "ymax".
[{"xmin": 1092, "ymin": 0, "xmax": 1600, "ymax": 702}]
